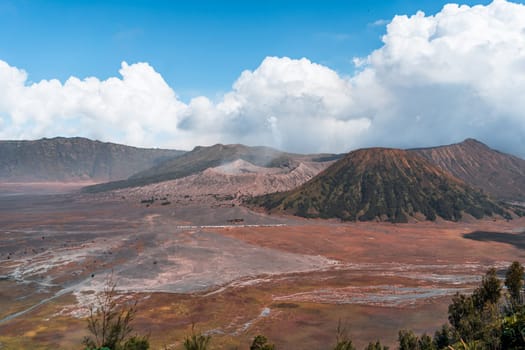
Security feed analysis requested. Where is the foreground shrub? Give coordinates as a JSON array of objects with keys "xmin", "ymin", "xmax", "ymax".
[
  {"xmin": 250, "ymin": 335, "xmax": 275, "ymax": 350},
  {"xmin": 82, "ymin": 274, "xmax": 149, "ymax": 350},
  {"xmin": 183, "ymin": 325, "xmax": 211, "ymax": 350},
  {"xmin": 333, "ymin": 320, "xmax": 356, "ymax": 350}
]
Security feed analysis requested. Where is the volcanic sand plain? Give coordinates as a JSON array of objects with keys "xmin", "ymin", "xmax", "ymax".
[{"xmin": 0, "ymin": 184, "xmax": 524, "ymax": 349}]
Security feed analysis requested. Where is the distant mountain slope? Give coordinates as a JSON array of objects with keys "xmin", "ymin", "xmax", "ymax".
[
  {"xmin": 0, "ymin": 137, "xmax": 184, "ymax": 182},
  {"xmin": 113, "ymin": 159, "xmax": 332, "ymax": 204},
  {"xmin": 251, "ymin": 147, "xmax": 507, "ymax": 223},
  {"xmin": 83, "ymin": 143, "xmax": 341, "ymax": 192},
  {"xmin": 412, "ymin": 139, "xmax": 525, "ymax": 201}
]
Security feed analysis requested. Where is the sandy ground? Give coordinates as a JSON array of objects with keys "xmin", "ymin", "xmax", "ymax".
[
  {"xmin": 86, "ymin": 159, "xmax": 331, "ymax": 207},
  {"xmin": 0, "ymin": 184, "xmax": 524, "ymax": 349},
  {"xmin": 0, "ymin": 182, "xmax": 98, "ymax": 195}
]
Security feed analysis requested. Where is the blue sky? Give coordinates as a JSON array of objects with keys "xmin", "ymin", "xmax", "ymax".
[
  {"xmin": 1, "ymin": 0, "xmax": 525, "ymax": 156},
  {"xmin": 0, "ymin": 0, "xmax": 493, "ymax": 100}
]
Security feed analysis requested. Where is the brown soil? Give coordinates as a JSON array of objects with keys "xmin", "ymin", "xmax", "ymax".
[
  {"xmin": 95, "ymin": 160, "xmax": 332, "ymax": 206},
  {"xmin": 0, "ymin": 185, "xmax": 524, "ymax": 349}
]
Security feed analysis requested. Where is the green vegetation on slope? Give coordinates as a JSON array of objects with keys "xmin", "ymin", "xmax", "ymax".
[{"xmin": 251, "ymin": 148, "xmax": 507, "ymax": 222}]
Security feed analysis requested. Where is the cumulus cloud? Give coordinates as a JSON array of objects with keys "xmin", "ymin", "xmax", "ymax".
[
  {"xmin": 359, "ymin": 0, "xmax": 525, "ymax": 154},
  {"xmin": 0, "ymin": 56, "xmax": 371, "ymax": 153},
  {"xmin": 0, "ymin": 60, "xmax": 189, "ymax": 147},
  {"xmin": 1, "ymin": 0, "xmax": 525, "ymax": 156}
]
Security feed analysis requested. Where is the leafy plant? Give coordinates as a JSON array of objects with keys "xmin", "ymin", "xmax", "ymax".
[
  {"xmin": 182, "ymin": 325, "xmax": 211, "ymax": 350},
  {"xmin": 505, "ymin": 261, "xmax": 524, "ymax": 306},
  {"xmin": 250, "ymin": 335, "xmax": 275, "ymax": 350},
  {"xmin": 82, "ymin": 274, "xmax": 149, "ymax": 350},
  {"xmin": 333, "ymin": 320, "xmax": 356, "ymax": 350},
  {"xmin": 364, "ymin": 340, "xmax": 389, "ymax": 350}
]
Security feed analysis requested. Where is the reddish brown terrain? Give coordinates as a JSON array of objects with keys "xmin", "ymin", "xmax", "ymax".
[
  {"xmin": 1, "ymin": 184, "xmax": 524, "ymax": 349},
  {"xmin": 413, "ymin": 138, "xmax": 525, "ymax": 201},
  {"xmin": 106, "ymin": 159, "xmax": 332, "ymax": 206},
  {"xmin": 1, "ymin": 138, "xmax": 523, "ymax": 349}
]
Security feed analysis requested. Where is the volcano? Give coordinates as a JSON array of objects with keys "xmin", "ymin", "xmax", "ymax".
[{"xmin": 252, "ymin": 147, "xmax": 507, "ymax": 222}]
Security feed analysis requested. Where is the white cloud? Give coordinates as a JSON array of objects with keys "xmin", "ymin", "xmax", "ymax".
[
  {"xmin": 0, "ymin": 56, "xmax": 370, "ymax": 153},
  {"xmin": 358, "ymin": 0, "xmax": 525, "ymax": 155},
  {"xmin": 370, "ymin": 19, "xmax": 389, "ymax": 27},
  {"xmin": 213, "ymin": 56, "xmax": 370, "ymax": 152},
  {"xmin": 0, "ymin": 60, "xmax": 191, "ymax": 147},
  {"xmin": 1, "ymin": 0, "xmax": 525, "ymax": 157}
]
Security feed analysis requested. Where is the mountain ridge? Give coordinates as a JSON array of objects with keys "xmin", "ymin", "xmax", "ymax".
[
  {"xmin": 3, "ymin": 136, "xmax": 524, "ymax": 210},
  {"xmin": 0, "ymin": 137, "xmax": 184, "ymax": 182},
  {"xmin": 83, "ymin": 143, "xmax": 342, "ymax": 192},
  {"xmin": 411, "ymin": 138, "xmax": 525, "ymax": 201},
  {"xmin": 250, "ymin": 146, "xmax": 508, "ymax": 222}
]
